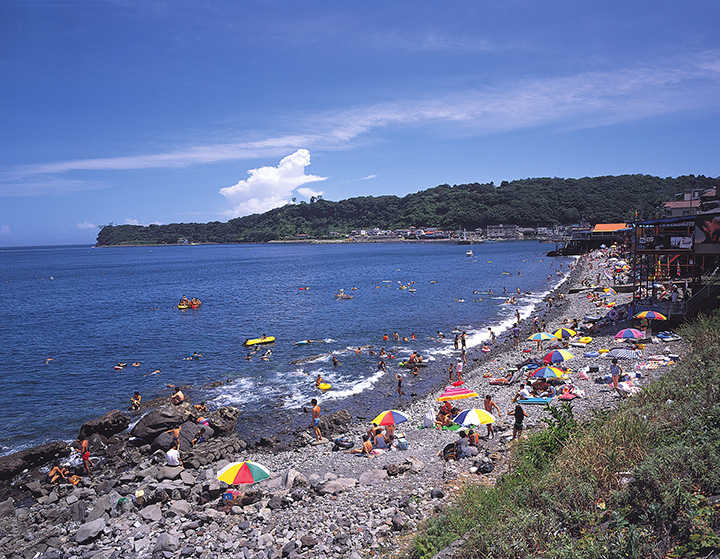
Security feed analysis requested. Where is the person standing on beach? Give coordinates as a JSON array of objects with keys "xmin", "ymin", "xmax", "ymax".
[
  {"xmin": 508, "ymin": 404, "xmax": 528, "ymax": 441},
  {"xmin": 455, "ymin": 359, "xmax": 463, "ymax": 383},
  {"xmin": 80, "ymin": 438, "xmax": 92, "ymax": 475},
  {"xmin": 454, "ymin": 334, "xmax": 459, "ymax": 350},
  {"xmin": 461, "ymin": 346, "xmax": 467, "ymax": 365},
  {"xmin": 610, "ymin": 358, "xmax": 623, "ymax": 391},
  {"xmin": 533, "ymin": 316, "xmax": 539, "ymax": 332},
  {"xmin": 512, "ymin": 324, "xmax": 520, "ymax": 347},
  {"xmin": 484, "ymin": 395, "xmax": 501, "ymax": 439},
  {"xmin": 515, "ymin": 309, "xmax": 521, "ymax": 323},
  {"xmin": 396, "ymin": 372, "xmax": 403, "ymax": 397},
  {"xmin": 448, "ymin": 363, "xmax": 454, "ymax": 382},
  {"xmin": 461, "ymin": 332, "xmax": 467, "ymax": 349},
  {"xmin": 311, "ymin": 398, "xmax": 322, "ymax": 441},
  {"xmin": 488, "ymin": 328, "xmax": 496, "ymax": 345}
]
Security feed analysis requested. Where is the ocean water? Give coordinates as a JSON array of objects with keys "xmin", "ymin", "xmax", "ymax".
[{"xmin": 0, "ymin": 241, "xmax": 572, "ymax": 454}]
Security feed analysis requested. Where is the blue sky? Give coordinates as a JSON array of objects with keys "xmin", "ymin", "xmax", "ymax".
[{"xmin": 2, "ymin": 1, "xmax": 720, "ymax": 246}]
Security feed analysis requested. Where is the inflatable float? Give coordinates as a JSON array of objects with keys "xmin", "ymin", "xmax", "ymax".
[
  {"xmin": 517, "ymin": 397, "xmax": 553, "ymax": 405},
  {"xmin": 452, "ymin": 380, "xmax": 464, "ymax": 386},
  {"xmin": 579, "ymin": 336, "xmax": 593, "ymax": 344},
  {"xmin": 318, "ymin": 382, "xmax": 331, "ymax": 391},
  {"xmin": 243, "ymin": 336, "xmax": 276, "ymax": 346}
]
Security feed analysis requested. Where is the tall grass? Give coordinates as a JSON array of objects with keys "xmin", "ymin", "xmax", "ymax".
[{"xmin": 408, "ymin": 311, "xmax": 720, "ymax": 559}]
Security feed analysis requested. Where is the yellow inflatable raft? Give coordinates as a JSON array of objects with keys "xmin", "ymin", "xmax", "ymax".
[{"xmin": 243, "ymin": 336, "xmax": 276, "ymax": 346}]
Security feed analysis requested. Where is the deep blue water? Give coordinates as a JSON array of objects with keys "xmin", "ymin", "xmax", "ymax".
[{"xmin": 0, "ymin": 241, "xmax": 571, "ymax": 454}]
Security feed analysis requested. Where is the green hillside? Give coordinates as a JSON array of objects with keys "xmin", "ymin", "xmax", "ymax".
[{"xmin": 95, "ymin": 174, "xmax": 716, "ymax": 246}]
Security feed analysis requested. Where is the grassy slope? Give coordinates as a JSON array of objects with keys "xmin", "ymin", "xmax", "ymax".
[{"xmin": 409, "ymin": 312, "xmax": 720, "ymax": 559}]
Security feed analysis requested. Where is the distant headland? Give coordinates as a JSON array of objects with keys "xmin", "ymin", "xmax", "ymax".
[{"xmin": 95, "ymin": 174, "xmax": 716, "ymax": 247}]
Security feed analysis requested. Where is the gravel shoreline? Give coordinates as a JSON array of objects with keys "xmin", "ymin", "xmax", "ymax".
[{"xmin": 0, "ymin": 250, "xmax": 688, "ymax": 559}]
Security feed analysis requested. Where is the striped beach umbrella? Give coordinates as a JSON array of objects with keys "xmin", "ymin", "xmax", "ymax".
[
  {"xmin": 614, "ymin": 328, "xmax": 645, "ymax": 340},
  {"xmin": 634, "ymin": 311, "xmax": 667, "ymax": 320},
  {"xmin": 553, "ymin": 328, "xmax": 577, "ymax": 339},
  {"xmin": 606, "ymin": 348, "xmax": 643, "ymax": 360},
  {"xmin": 371, "ymin": 410, "xmax": 409, "ymax": 426},
  {"xmin": 543, "ymin": 349, "xmax": 575, "ymax": 364},
  {"xmin": 603, "ymin": 287, "xmax": 617, "ymax": 295},
  {"xmin": 217, "ymin": 461, "xmax": 271, "ymax": 485},
  {"xmin": 453, "ymin": 408, "xmax": 495, "ymax": 426},
  {"xmin": 531, "ymin": 366, "xmax": 565, "ymax": 379},
  {"xmin": 527, "ymin": 332, "xmax": 557, "ymax": 341}
]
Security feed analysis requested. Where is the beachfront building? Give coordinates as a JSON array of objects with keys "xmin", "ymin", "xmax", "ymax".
[{"xmin": 485, "ymin": 224, "xmax": 520, "ymax": 239}]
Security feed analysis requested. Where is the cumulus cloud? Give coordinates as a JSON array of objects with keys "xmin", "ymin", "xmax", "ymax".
[
  {"xmin": 219, "ymin": 149, "xmax": 326, "ymax": 217},
  {"xmin": 76, "ymin": 220, "xmax": 97, "ymax": 229},
  {"xmin": 125, "ymin": 218, "xmax": 140, "ymax": 225}
]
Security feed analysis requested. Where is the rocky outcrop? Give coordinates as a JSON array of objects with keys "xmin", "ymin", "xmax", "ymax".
[
  {"xmin": 317, "ymin": 409, "xmax": 352, "ymax": 435},
  {"xmin": 150, "ymin": 421, "xmax": 215, "ymax": 452},
  {"xmin": 130, "ymin": 402, "xmax": 198, "ymax": 441},
  {"xmin": 78, "ymin": 409, "xmax": 131, "ymax": 440},
  {"xmin": 206, "ymin": 406, "xmax": 239, "ymax": 436},
  {"xmin": 0, "ymin": 441, "xmax": 70, "ymax": 481}
]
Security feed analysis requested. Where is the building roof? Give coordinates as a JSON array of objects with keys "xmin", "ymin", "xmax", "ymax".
[
  {"xmin": 592, "ymin": 223, "xmax": 629, "ymax": 233},
  {"xmin": 664, "ymin": 200, "xmax": 700, "ymax": 209}
]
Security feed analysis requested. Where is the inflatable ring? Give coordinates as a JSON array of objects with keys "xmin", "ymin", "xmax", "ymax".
[
  {"xmin": 561, "ymin": 386, "xmax": 571, "ymax": 394},
  {"xmin": 608, "ymin": 309, "xmax": 619, "ymax": 320}
]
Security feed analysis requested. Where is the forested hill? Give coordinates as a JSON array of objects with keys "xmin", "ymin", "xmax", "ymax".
[{"xmin": 95, "ymin": 174, "xmax": 716, "ymax": 246}]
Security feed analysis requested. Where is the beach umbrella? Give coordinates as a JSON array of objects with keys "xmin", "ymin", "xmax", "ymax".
[
  {"xmin": 437, "ymin": 387, "xmax": 479, "ymax": 402},
  {"xmin": 606, "ymin": 348, "xmax": 643, "ymax": 360},
  {"xmin": 552, "ymin": 328, "xmax": 576, "ymax": 339},
  {"xmin": 527, "ymin": 332, "xmax": 557, "ymax": 341},
  {"xmin": 543, "ymin": 349, "xmax": 575, "ymax": 364},
  {"xmin": 615, "ymin": 328, "xmax": 645, "ymax": 340},
  {"xmin": 217, "ymin": 461, "xmax": 271, "ymax": 485},
  {"xmin": 371, "ymin": 410, "xmax": 409, "ymax": 426},
  {"xmin": 453, "ymin": 408, "xmax": 495, "ymax": 426},
  {"xmin": 634, "ymin": 311, "xmax": 667, "ymax": 321},
  {"xmin": 530, "ymin": 366, "xmax": 565, "ymax": 379},
  {"xmin": 603, "ymin": 287, "xmax": 617, "ymax": 296}
]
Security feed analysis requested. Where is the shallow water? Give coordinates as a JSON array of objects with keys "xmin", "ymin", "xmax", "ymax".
[{"xmin": 0, "ymin": 241, "xmax": 572, "ymax": 454}]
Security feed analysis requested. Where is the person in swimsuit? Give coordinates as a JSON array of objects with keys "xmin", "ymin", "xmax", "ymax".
[
  {"xmin": 165, "ymin": 425, "xmax": 181, "ymax": 449},
  {"xmin": 508, "ymin": 404, "xmax": 528, "ymax": 440},
  {"xmin": 483, "ymin": 394, "xmax": 501, "ymax": 439},
  {"xmin": 346, "ymin": 434, "xmax": 373, "ymax": 456},
  {"xmin": 311, "ymin": 398, "xmax": 322, "ymax": 441},
  {"xmin": 129, "ymin": 391, "xmax": 141, "ymax": 411},
  {"xmin": 80, "ymin": 438, "xmax": 92, "ymax": 474},
  {"xmin": 396, "ymin": 372, "xmax": 403, "ymax": 397}
]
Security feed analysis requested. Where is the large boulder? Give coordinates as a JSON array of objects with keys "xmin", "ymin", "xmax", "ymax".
[
  {"xmin": 206, "ymin": 406, "xmax": 239, "ymax": 436},
  {"xmin": 318, "ymin": 409, "xmax": 352, "ymax": 435},
  {"xmin": 0, "ymin": 441, "xmax": 70, "ymax": 481},
  {"xmin": 130, "ymin": 402, "xmax": 198, "ymax": 441},
  {"xmin": 78, "ymin": 409, "xmax": 131, "ymax": 440},
  {"xmin": 151, "ymin": 421, "xmax": 214, "ymax": 452}
]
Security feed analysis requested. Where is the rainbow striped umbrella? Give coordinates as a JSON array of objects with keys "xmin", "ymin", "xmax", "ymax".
[
  {"xmin": 371, "ymin": 410, "xmax": 409, "ymax": 426},
  {"xmin": 603, "ymin": 287, "xmax": 618, "ymax": 295},
  {"xmin": 553, "ymin": 328, "xmax": 577, "ymax": 339},
  {"xmin": 634, "ymin": 311, "xmax": 667, "ymax": 320},
  {"xmin": 615, "ymin": 328, "xmax": 645, "ymax": 340},
  {"xmin": 453, "ymin": 408, "xmax": 495, "ymax": 426},
  {"xmin": 217, "ymin": 461, "xmax": 271, "ymax": 485},
  {"xmin": 543, "ymin": 349, "xmax": 575, "ymax": 364},
  {"xmin": 531, "ymin": 366, "xmax": 565, "ymax": 379},
  {"xmin": 527, "ymin": 332, "xmax": 557, "ymax": 341}
]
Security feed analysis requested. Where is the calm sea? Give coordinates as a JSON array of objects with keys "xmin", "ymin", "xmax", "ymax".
[{"xmin": 0, "ymin": 241, "xmax": 571, "ymax": 454}]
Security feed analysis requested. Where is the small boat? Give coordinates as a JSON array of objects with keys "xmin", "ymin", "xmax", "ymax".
[
  {"xmin": 178, "ymin": 304, "xmax": 190, "ymax": 309},
  {"xmin": 466, "ymin": 250, "xmax": 474, "ymax": 257},
  {"xmin": 243, "ymin": 336, "xmax": 276, "ymax": 346},
  {"xmin": 114, "ymin": 362, "xmax": 128, "ymax": 370},
  {"xmin": 335, "ymin": 293, "xmax": 353, "ymax": 299}
]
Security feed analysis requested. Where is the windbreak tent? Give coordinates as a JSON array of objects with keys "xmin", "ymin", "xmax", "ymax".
[
  {"xmin": 606, "ymin": 348, "xmax": 643, "ymax": 359},
  {"xmin": 423, "ymin": 409, "xmax": 436, "ymax": 428}
]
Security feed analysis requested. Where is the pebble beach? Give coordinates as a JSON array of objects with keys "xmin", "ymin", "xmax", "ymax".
[{"xmin": 0, "ymin": 249, "xmax": 688, "ymax": 559}]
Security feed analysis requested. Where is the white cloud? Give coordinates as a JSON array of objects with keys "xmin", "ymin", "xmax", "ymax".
[
  {"xmin": 360, "ymin": 174, "xmax": 378, "ymax": 181},
  {"xmin": 296, "ymin": 186, "xmax": 324, "ymax": 199},
  {"xmin": 125, "ymin": 218, "xmax": 140, "ymax": 225},
  {"xmin": 0, "ymin": 225, "xmax": 9, "ymax": 236},
  {"xmin": 76, "ymin": 220, "xmax": 97, "ymax": 229},
  {"xmin": 219, "ymin": 149, "xmax": 327, "ymax": 217}
]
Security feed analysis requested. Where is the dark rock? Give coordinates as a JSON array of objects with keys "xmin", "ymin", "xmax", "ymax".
[
  {"xmin": 94, "ymin": 479, "xmax": 117, "ymax": 495},
  {"xmin": 24, "ymin": 480, "xmax": 45, "ymax": 498},
  {"xmin": 0, "ymin": 498, "xmax": 14, "ymax": 517},
  {"xmin": 154, "ymin": 533, "xmax": 180, "ymax": 553},
  {"xmin": 431, "ymin": 488, "xmax": 445, "ymax": 499},
  {"xmin": 75, "ymin": 518, "xmax": 105, "ymax": 543},
  {"xmin": 267, "ymin": 495, "xmax": 284, "ymax": 510},
  {"xmin": 151, "ymin": 422, "xmax": 214, "ymax": 452},
  {"xmin": 0, "ymin": 441, "xmax": 70, "ymax": 481},
  {"xmin": 206, "ymin": 407, "xmax": 239, "ymax": 436},
  {"xmin": 392, "ymin": 516, "xmax": 406, "ymax": 531},
  {"xmin": 385, "ymin": 464, "xmax": 400, "ymax": 476},
  {"xmin": 130, "ymin": 402, "xmax": 198, "ymax": 441},
  {"xmin": 300, "ymin": 536, "xmax": 317, "ymax": 548},
  {"xmin": 272, "ymin": 443, "xmax": 293, "ymax": 454},
  {"xmin": 281, "ymin": 541, "xmax": 297, "ymax": 557},
  {"xmin": 317, "ymin": 409, "xmax": 352, "ymax": 435},
  {"xmin": 78, "ymin": 410, "xmax": 131, "ymax": 440},
  {"xmin": 68, "ymin": 500, "xmax": 87, "ymax": 522}
]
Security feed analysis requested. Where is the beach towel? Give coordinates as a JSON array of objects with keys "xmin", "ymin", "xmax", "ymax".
[
  {"xmin": 441, "ymin": 424, "xmax": 462, "ymax": 431},
  {"xmin": 517, "ymin": 397, "xmax": 553, "ymax": 405}
]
